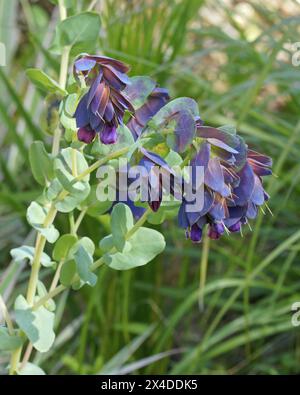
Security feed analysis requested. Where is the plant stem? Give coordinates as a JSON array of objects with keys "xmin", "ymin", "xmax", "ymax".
[
  {"xmin": 26, "ymin": 204, "xmax": 57, "ymax": 305},
  {"xmin": 50, "ymin": 261, "xmax": 65, "ymax": 292},
  {"xmin": 0, "ymin": 294, "xmax": 14, "ymax": 334},
  {"xmin": 20, "ymin": 343, "xmax": 33, "ymax": 370},
  {"xmin": 32, "ymin": 208, "xmax": 152, "ymax": 309},
  {"xmin": 52, "ymin": 0, "xmax": 69, "ymax": 156},
  {"xmin": 9, "ymin": 347, "xmax": 22, "ymax": 375},
  {"xmin": 9, "ymin": 144, "xmax": 129, "ymax": 373},
  {"xmin": 26, "ymin": 235, "xmax": 46, "ymax": 305},
  {"xmin": 76, "ymin": 146, "xmax": 130, "ymax": 182},
  {"xmin": 198, "ymin": 230, "xmax": 210, "ymax": 311},
  {"xmin": 33, "ymin": 284, "xmax": 66, "ymax": 311},
  {"xmin": 69, "ymin": 212, "xmax": 76, "ymax": 235},
  {"xmin": 74, "ymin": 209, "xmax": 87, "ymax": 233},
  {"xmin": 58, "ymin": 0, "xmax": 67, "ymax": 20}
]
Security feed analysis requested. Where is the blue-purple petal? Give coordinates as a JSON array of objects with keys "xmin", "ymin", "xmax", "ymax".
[{"xmin": 100, "ymin": 124, "xmax": 117, "ymax": 144}]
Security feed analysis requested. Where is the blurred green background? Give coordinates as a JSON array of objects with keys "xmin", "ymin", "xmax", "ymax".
[{"xmin": 0, "ymin": 0, "xmax": 300, "ymax": 374}]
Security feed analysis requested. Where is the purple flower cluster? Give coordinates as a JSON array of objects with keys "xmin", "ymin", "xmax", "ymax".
[
  {"xmin": 178, "ymin": 135, "xmax": 272, "ymax": 242},
  {"xmin": 74, "ymin": 55, "xmax": 134, "ymax": 144},
  {"xmin": 72, "ymin": 54, "xmax": 272, "ymax": 241}
]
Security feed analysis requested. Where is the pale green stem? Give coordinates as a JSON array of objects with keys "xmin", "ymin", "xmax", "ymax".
[
  {"xmin": 52, "ymin": 47, "xmax": 70, "ymax": 156},
  {"xmin": 32, "ymin": 208, "xmax": 152, "ymax": 310},
  {"xmin": 76, "ymin": 146, "xmax": 130, "ymax": 182},
  {"xmin": 74, "ymin": 208, "xmax": 87, "ymax": 233},
  {"xmin": 69, "ymin": 213, "xmax": 76, "ymax": 236},
  {"xmin": 52, "ymin": 0, "xmax": 69, "ymax": 156},
  {"xmin": 10, "ymin": 3, "xmax": 69, "ymax": 373},
  {"xmin": 198, "ymin": 230, "xmax": 210, "ymax": 311},
  {"xmin": 26, "ymin": 204, "xmax": 57, "ymax": 305},
  {"xmin": 50, "ymin": 261, "xmax": 65, "ymax": 292},
  {"xmin": 9, "ymin": 347, "xmax": 22, "ymax": 375},
  {"xmin": 0, "ymin": 294, "xmax": 14, "ymax": 334},
  {"xmin": 58, "ymin": 0, "xmax": 67, "ymax": 20}
]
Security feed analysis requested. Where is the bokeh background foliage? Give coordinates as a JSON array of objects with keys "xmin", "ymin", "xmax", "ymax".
[{"xmin": 0, "ymin": 0, "xmax": 300, "ymax": 374}]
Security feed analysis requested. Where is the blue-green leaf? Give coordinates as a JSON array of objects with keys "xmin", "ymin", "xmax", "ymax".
[
  {"xmin": 15, "ymin": 295, "xmax": 55, "ymax": 353},
  {"xmin": 10, "ymin": 245, "xmax": 54, "ymax": 268},
  {"xmin": 26, "ymin": 202, "xmax": 59, "ymax": 243},
  {"xmin": 59, "ymin": 260, "xmax": 77, "ymax": 287},
  {"xmin": 50, "ymin": 12, "xmax": 101, "ymax": 56},
  {"xmin": 17, "ymin": 362, "xmax": 46, "ymax": 375},
  {"xmin": 104, "ymin": 227, "xmax": 165, "ymax": 270},
  {"xmin": 26, "ymin": 68, "xmax": 67, "ymax": 96},
  {"xmin": 0, "ymin": 327, "xmax": 23, "ymax": 351},
  {"xmin": 52, "ymin": 234, "xmax": 78, "ymax": 261},
  {"xmin": 73, "ymin": 245, "xmax": 97, "ymax": 287},
  {"xmin": 29, "ymin": 141, "xmax": 54, "ymax": 186},
  {"xmin": 111, "ymin": 203, "xmax": 134, "ymax": 252}
]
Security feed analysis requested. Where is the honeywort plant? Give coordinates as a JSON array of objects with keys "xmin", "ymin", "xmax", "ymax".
[{"xmin": 0, "ymin": 4, "xmax": 272, "ymax": 375}]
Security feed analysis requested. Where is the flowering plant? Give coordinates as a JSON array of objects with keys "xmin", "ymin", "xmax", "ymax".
[{"xmin": 0, "ymin": 5, "xmax": 272, "ymax": 376}]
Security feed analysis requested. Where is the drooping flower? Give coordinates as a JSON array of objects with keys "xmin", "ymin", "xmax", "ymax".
[
  {"xmin": 74, "ymin": 54, "xmax": 134, "ymax": 144},
  {"xmin": 178, "ymin": 127, "xmax": 272, "ymax": 242},
  {"xmin": 108, "ymin": 148, "xmax": 173, "ymax": 217},
  {"xmin": 138, "ymin": 148, "xmax": 174, "ymax": 212},
  {"xmin": 127, "ymin": 87, "xmax": 170, "ymax": 139}
]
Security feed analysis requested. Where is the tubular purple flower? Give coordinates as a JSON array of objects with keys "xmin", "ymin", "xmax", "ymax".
[
  {"xmin": 74, "ymin": 54, "xmax": 134, "ymax": 144},
  {"xmin": 208, "ymin": 222, "xmax": 225, "ymax": 240},
  {"xmin": 178, "ymin": 127, "xmax": 272, "ymax": 241},
  {"xmin": 139, "ymin": 148, "xmax": 174, "ymax": 212}
]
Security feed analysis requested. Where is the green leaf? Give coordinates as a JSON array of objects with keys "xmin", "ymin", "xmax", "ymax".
[
  {"xmin": 111, "ymin": 203, "xmax": 134, "ymax": 252},
  {"xmin": 59, "ymin": 94, "xmax": 78, "ymax": 131},
  {"xmin": 52, "ymin": 234, "xmax": 78, "ymax": 261},
  {"xmin": 60, "ymin": 237, "xmax": 96, "ymax": 287},
  {"xmin": 79, "ymin": 185, "xmax": 112, "ymax": 218},
  {"xmin": 26, "ymin": 202, "xmax": 59, "ymax": 243},
  {"xmin": 100, "ymin": 235, "xmax": 131, "ymax": 253},
  {"xmin": 59, "ymin": 260, "xmax": 77, "ymax": 287},
  {"xmin": 10, "ymin": 246, "xmax": 54, "ymax": 268},
  {"xmin": 73, "ymin": 245, "xmax": 97, "ymax": 287},
  {"xmin": 15, "ymin": 295, "xmax": 55, "ymax": 353},
  {"xmin": 29, "ymin": 141, "xmax": 54, "ymax": 186},
  {"xmin": 56, "ymin": 195, "xmax": 84, "ymax": 213},
  {"xmin": 17, "ymin": 362, "xmax": 46, "ymax": 375},
  {"xmin": 165, "ymin": 150, "xmax": 183, "ymax": 167},
  {"xmin": 99, "ymin": 234, "xmax": 115, "ymax": 253},
  {"xmin": 37, "ymin": 281, "xmax": 56, "ymax": 312},
  {"xmin": 147, "ymin": 98, "xmax": 198, "ymax": 153},
  {"xmin": 70, "ymin": 237, "xmax": 95, "ymax": 256},
  {"xmin": 50, "ymin": 12, "xmax": 101, "ymax": 56},
  {"xmin": 92, "ymin": 124, "xmax": 134, "ymax": 157},
  {"xmin": 51, "ymin": 148, "xmax": 91, "ymax": 213},
  {"xmin": 104, "ymin": 227, "xmax": 165, "ymax": 270},
  {"xmin": 124, "ymin": 76, "xmax": 156, "ymax": 109},
  {"xmin": 150, "ymin": 97, "xmax": 199, "ymax": 128},
  {"xmin": 115, "ymin": 124, "xmax": 135, "ymax": 151},
  {"xmin": 0, "ymin": 327, "xmax": 23, "ymax": 351},
  {"xmin": 147, "ymin": 201, "xmax": 179, "ymax": 225},
  {"xmin": 54, "ymin": 147, "xmax": 90, "ymax": 194},
  {"xmin": 47, "ymin": 180, "xmax": 86, "ymax": 213},
  {"xmin": 26, "ymin": 68, "xmax": 67, "ymax": 96}
]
